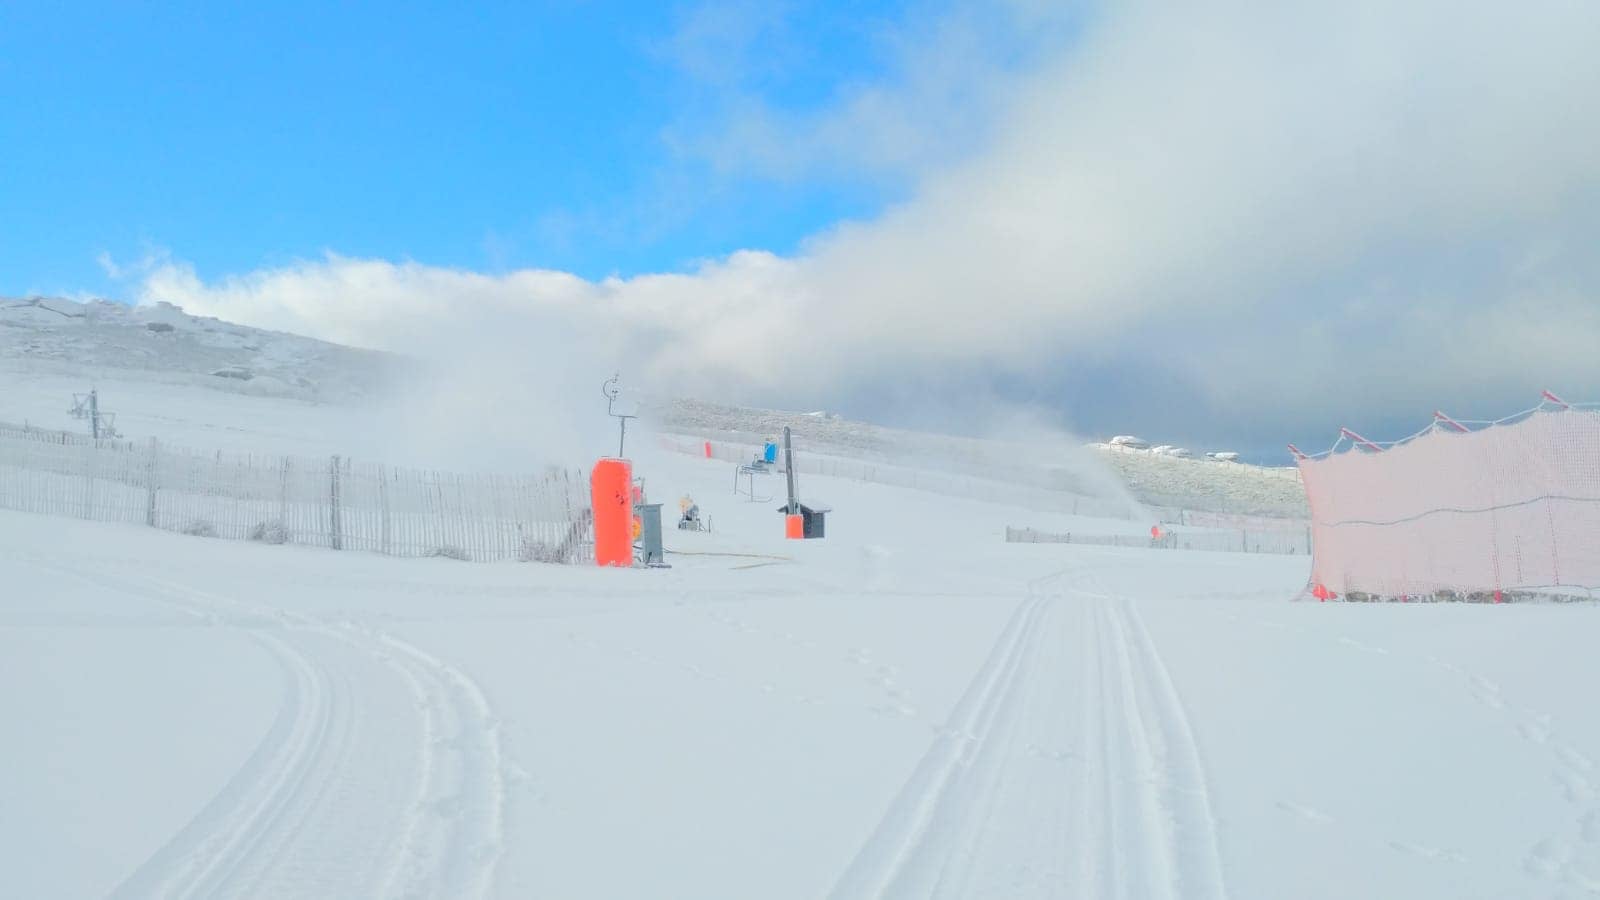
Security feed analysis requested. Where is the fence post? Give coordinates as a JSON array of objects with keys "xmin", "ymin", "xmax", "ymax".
[
  {"xmin": 330, "ymin": 454, "xmax": 343, "ymax": 550},
  {"xmin": 81, "ymin": 439, "xmax": 95, "ymax": 520},
  {"xmin": 145, "ymin": 437, "xmax": 160, "ymax": 527},
  {"xmin": 379, "ymin": 466, "xmax": 392, "ymax": 556},
  {"xmin": 278, "ymin": 456, "xmax": 290, "ymax": 530}
]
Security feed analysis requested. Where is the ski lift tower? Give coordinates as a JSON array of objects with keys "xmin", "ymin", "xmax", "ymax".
[{"xmin": 69, "ymin": 388, "xmax": 120, "ymax": 440}]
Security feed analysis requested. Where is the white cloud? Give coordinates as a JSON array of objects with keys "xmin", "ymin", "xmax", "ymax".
[
  {"xmin": 133, "ymin": 0, "xmax": 1600, "ymax": 451},
  {"xmin": 663, "ymin": 1, "xmax": 1084, "ymax": 184}
]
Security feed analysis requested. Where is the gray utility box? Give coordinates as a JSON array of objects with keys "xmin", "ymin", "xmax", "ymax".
[
  {"xmin": 636, "ymin": 502, "xmax": 667, "ymax": 566},
  {"xmin": 777, "ymin": 501, "xmax": 830, "ymax": 539}
]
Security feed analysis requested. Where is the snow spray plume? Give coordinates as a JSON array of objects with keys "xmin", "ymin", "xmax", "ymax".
[
  {"xmin": 879, "ymin": 394, "xmax": 1145, "ymax": 519},
  {"xmin": 137, "ymin": 257, "xmax": 625, "ymax": 471}
]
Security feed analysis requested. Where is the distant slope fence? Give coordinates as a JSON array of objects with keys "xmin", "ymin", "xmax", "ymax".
[
  {"xmin": 1005, "ymin": 525, "xmax": 1310, "ymax": 555},
  {"xmin": 1296, "ymin": 398, "xmax": 1600, "ymax": 600},
  {"xmin": 0, "ymin": 420, "xmax": 592, "ymax": 563}
]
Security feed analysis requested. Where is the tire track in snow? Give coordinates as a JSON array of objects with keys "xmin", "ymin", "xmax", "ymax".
[
  {"xmin": 52, "ymin": 566, "xmax": 507, "ymax": 899},
  {"xmin": 828, "ymin": 566, "xmax": 1227, "ymax": 900}
]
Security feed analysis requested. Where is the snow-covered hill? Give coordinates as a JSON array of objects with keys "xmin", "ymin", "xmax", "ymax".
[
  {"xmin": 1093, "ymin": 443, "xmax": 1306, "ymax": 519},
  {"xmin": 0, "ymin": 296, "xmax": 400, "ymax": 402}
]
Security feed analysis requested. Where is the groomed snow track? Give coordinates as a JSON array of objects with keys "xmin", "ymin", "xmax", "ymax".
[
  {"xmin": 34, "ymin": 566, "xmax": 509, "ymax": 900},
  {"xmin": 830, "ymin": 567, "xmax": 1227, "ymax": 900}
]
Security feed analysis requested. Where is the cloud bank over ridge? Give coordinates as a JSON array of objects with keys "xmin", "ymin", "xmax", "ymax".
[{"xmin": 130, "ymin": 0, "xmax": 1600, "ymax": 453}]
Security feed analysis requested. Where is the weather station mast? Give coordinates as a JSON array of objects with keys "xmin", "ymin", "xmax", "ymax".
[{"xmin": 602, "ymin": 373, "xmax": 637, "ymax": 458}]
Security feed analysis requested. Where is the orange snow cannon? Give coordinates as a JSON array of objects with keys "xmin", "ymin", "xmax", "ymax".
[{"xmin": 591, "ymin": 457, "xmax": 634, "ymax": 567}]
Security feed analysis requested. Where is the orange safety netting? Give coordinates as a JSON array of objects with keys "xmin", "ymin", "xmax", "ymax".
[{"xmin": 1296, "ymin": 403, "xmax": 1600, "ymax": 600}]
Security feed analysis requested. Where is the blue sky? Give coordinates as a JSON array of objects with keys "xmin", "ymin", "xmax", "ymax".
[{"xmin": 0, "ymin": 1, "xmax": 926, "ymax": 296}]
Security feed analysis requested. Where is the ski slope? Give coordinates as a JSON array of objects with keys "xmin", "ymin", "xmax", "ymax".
[
  {"xmin": 829, "ymin": 568, "xmax": 1227, "ymax": 900},
  {"xmin": 5, "ymin": 332, "xmax": 1600, "ymax": 897},
  {"xmin": 7, "ymin": 452, "xmax": 1600, "ymax": 897}
]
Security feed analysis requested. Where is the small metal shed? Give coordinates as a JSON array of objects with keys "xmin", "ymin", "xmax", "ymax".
[{"xmin": 778, "ymin": 501, "xmax": 830, "ymax": 539}]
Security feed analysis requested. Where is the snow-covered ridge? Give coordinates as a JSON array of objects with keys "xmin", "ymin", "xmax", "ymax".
[
  {"xmin": 646, "ymin": 397, "xmax": 1308, "ymax": 519},
  {"xmin": 0, "ymin": 296, "xmax": 400, "ymax": 402},
  {"xmin": 1092, "ymin": 441, "xmax": 1306, "ymax": 519}
]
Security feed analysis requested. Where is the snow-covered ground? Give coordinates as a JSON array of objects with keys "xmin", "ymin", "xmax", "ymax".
[{"xmin": 5, "ymin": 310, "xmax": 1600, "ymax": 898}]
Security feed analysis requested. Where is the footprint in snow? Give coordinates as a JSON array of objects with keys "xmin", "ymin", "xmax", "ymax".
[
  {"xmin": 1425, "ymin": 655, "xmax": 1465, "ymax": 676},
  {"xmin": 1581, "ymin": 811, "xmax": 1600, "ymax": 844},
  {"xmin": 1274, "ymin": 800, "xmax": 1334, "ymax": 825},
  {"xmin": 1337, "ymin": 636, "xmax": 1389, "ymax": 655},
  {"xmin": 1024, "ymin": 744, "xmax": 1076, "ymax": 763},
  {"xmin": 869, "ymin": 702, "xmax": 917, "ymax": 719},
  {"xmin": 1389, "ymin": 841, "xmax": 1467, "ymax": 863},
  {"xmin": 1525, "ymin": 839, "xmax": 1570, "ymax": 878},
  {"xmin": 1569, "ymin": 868, "xmax": 1600, "ymax": 894},
  {"xmin": 1469, "ymin": 679, "xmax": 1505, "ymax": 710},
  {"xmin": 1520, "ymin": 720, "xmax": 1553, "ymax": 745},
  {"xmin": 1556, "ymin": 771, "xmax": 1597, "ymax": 804},
  {"xmin": 1555, "ymin": 742, "xmax": 1597, "ymax": 773}
]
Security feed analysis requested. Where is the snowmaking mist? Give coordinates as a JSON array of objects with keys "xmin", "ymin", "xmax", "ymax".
[
  {"xmin": 319, "ymin": 303, "xmax": 626, "ymax": 474},
  {"xmin": 886, "ymin": 403, "xmax": 1147, "ymax": 520},
  {"xmin": 642, "ymin": 394, "xmax": 1145, "ymax": 520}
]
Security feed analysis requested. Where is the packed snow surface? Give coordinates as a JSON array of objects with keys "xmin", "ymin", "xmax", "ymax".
[{"xmin": 4, "ymin": 306, "xmax": 1598, "ymax": 898}]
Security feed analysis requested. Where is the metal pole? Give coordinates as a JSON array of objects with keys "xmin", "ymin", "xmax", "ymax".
[
  {"xmin": 89, "ymin": 389, "xmax": 100, "ymax": 440},
  {"xmin": 619, "ymin": 416, "xmax": 627, "ymax": 458},
  {"xmin": 783, "ymin": 426, "xmax": 797, "ymax": 514}
]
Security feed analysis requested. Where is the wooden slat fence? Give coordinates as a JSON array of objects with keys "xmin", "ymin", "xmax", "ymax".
[{"xmin": 0, "ymin": 421, "xmax": 592, "ymax": 563}]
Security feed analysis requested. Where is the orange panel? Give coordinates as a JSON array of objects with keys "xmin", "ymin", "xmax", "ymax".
[
  {"xmin": 785, "ymin": 514, "xmax": 804, "ymax": 540},
  {"xmin": 591, "ymin": 458, "xmax": 634, "ymax": 567}
]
